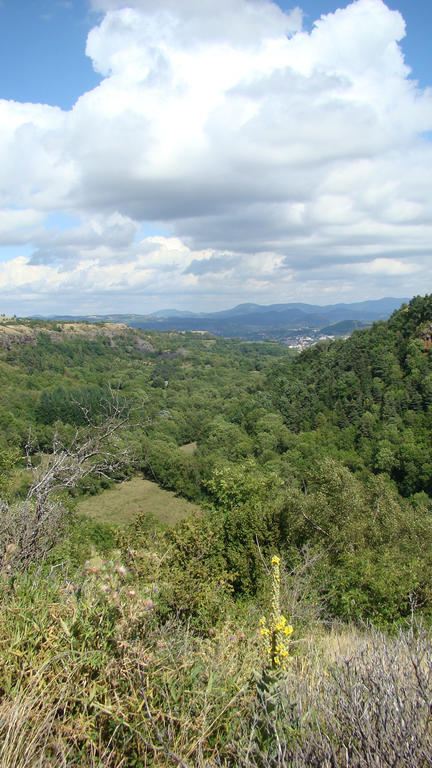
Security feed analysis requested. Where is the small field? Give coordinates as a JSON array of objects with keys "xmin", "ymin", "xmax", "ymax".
[
  {"xmin": 77, "ymin": 475, "xmax": 201, "ymax": 526},
  {"xmin": 179, "ymin": 441, "xmax": 197, "ymax": 454}
]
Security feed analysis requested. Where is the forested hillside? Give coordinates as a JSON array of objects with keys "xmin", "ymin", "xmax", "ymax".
[
  {"xmin": 1, "ymin": 297, "xmax": 432, "ymax": 766},
  {"xmin": 2, "ymin": 299, "xmax": 432, "ymax": 622}
]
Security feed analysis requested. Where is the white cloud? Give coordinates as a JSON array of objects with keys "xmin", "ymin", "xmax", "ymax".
[
  {"xmin": 1, "ymin": 0, "xmax": 432, "ymax": 313},
  {"xmin": 0, "ymin": 209, "xmax": 44, "ymax": 244},
  {"xmin": 353, "ymin": 257, "xmax": 420, "ymax": 275}
]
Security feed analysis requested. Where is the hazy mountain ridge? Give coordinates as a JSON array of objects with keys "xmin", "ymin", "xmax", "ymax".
[{"xmin": 46, "ymin": 297, "xmax": 407, "ymax": 340}]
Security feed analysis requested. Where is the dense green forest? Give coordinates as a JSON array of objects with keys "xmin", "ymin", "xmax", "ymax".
[{"xmin": 1, "ymin": 296, "xmax": 432, "ymax": 766}]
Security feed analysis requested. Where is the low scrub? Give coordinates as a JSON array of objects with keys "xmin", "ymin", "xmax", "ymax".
[{"xmin": 1, "ymin": 564, "xmax": 432, "ymax": 767}]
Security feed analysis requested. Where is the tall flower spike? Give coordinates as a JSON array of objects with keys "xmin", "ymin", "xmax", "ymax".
[{"xmin": 259, "ymin": 555, "xmax": 293, "ymax": 670}]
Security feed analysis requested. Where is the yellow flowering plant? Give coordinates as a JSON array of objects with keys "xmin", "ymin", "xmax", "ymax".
[{"xmin": 260, "ymin": 555, "xmax": 293, "ymax": 669}]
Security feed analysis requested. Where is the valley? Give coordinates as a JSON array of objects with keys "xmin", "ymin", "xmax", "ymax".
[{"xmin": 1, "ymin": 293, "xmax": 432, "ymax": 767}]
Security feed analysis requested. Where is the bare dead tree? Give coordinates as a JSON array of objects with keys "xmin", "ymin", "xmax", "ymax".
[{"xmin": 1, "ymin": 393, "xmax": 133, "ymax": 575}]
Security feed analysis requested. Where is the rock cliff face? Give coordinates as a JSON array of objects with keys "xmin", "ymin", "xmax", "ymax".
[
  {"xmin": 417, "ymin": 323, "xmax": 432, "ymax": 352},
  {"xmin": 0, "ymin": 320, "xmax": 155, "ymax": 353},
  {"xmin": 0, "ymin": 324, "xmax": 39, "ymax": 349}
]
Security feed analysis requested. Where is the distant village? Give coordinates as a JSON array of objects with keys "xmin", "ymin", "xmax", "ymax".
[{"xmin": 281, "ymin": 330, "xmax": 346, "ymax": 351}]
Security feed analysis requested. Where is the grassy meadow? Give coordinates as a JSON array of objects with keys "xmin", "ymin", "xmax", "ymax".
[
  {"xmin": 178, "ymin": 442, "xmax": 197, "ymax": 454},
  {"xmin": 77, "ymin": 475, "xmax": 201, "ymax": 527}
]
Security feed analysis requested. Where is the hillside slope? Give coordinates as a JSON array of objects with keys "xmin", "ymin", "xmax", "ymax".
[{"xmin": 267, "ymin": 295, "xmax": 432, "ymax": 496}]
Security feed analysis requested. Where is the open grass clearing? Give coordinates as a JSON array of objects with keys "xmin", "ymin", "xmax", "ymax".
[
  {"xmin": 179, "ymin": 441, "xmax": 197, "ymax": 454},
  {"xmin": 77, "ymin": 474, "xmax": 201, "ymax": 527}
]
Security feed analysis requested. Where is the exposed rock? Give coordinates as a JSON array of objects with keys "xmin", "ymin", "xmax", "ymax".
[
  {"xmin": 417, "ymin": 323, "xmax": 432, "ymax": 352},
  {"xmin": 0, "ymin": 326, "xmax": 38, "ymax": 349},
  {"xmin": 0, "ymin": 320, "xmax": 137, "ymax": 350},
  {"xmin": 134, "ymin": 337, "xmax": 155, "ymax": 354}
]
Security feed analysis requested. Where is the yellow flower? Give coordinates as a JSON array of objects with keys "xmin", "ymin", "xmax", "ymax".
[
  {"xmin": 275, "ymin": 615, "xmax": 287, "ymax": 631},
  {"xmin": 260, "ymin": 555, "xmax": 294, "ymax": 670}
]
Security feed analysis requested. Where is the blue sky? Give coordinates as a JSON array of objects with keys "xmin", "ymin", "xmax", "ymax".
[
  {"xmin": 0, "ymin": 1, "xmax": 99, "ymax": 107},
  {"xmin": 0, "ymin": 0, "xmax": 431, "ymax": 315},
  {"xmin": 1, "ymin": 1, "xmax": 431, "ymax": 107}
]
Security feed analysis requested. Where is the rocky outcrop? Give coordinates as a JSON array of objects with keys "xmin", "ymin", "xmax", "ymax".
[
  {"xmin": 0, "ymin": 325, "xmax": 38, "ymax": 349},
  {"xmin": 134, "ymin": 337, "xmax": 155, "ymax": 354},
  {"xmin": 418, "ymin": 323, "xmax": 432, "ymax": 352},
  {"xmin": 0, "ymin": 320, "xmax": 152, "ymax": 352}
]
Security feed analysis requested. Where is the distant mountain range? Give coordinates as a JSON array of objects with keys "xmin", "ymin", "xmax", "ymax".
[{"xmin": 45, "ymin": 297, "xmax": 407, "ymax": 341}]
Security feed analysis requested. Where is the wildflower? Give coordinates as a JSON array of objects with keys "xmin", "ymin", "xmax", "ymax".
[
  {"xmin": 259, "ymin": 554, "xmax": 293, "ymax": 670},
  {"xmin": 275, "ymin": 616, "xmax": 287, "ymax": 631},
  {"xmin": 115, "ymin": 564, "xmax": 127, "ymax": 577}
]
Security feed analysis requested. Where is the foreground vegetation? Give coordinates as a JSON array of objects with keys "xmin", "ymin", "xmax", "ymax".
[
  {"xmin": 1, "ymin": 565, "xmax": 432, "ymax": 767},
  {"xmin": 1, "ymin": 296, "xmax": 432, "ymax": 764}
]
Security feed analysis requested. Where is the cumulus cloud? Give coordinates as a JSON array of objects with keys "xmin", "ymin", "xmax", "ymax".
[
  {"xmin": 354, "ymin": 257, "xmax": 420, "ymax": 275},
  {"xmin": 1, "ymin": 0, "xmax": 432, "ymax": 313}
]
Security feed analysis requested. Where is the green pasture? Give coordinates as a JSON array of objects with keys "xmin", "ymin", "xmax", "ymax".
[
  {"xmin": 77, "ymin": 475, "xmax": 201, "ymax": 526},
  {"xmin": 178, "ymin": 441, "xmax": 197, "ymax": 454}
]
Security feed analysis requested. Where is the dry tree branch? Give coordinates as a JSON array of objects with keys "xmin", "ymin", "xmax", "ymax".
[
  {"xmin": 1, "ymin": 391, "xmax": 135, "ymax": 575},
  {"xmin": 139, "ymin": 692, "xmax": 191, "ymax": 768}
]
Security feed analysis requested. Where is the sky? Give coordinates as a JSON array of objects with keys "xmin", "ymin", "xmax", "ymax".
[{"xmin": 0, "ymin": 0, "xmax": 431, "ymax": 315}]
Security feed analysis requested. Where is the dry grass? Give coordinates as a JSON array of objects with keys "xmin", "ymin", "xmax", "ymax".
[
  {"xmin": 0, "ymin": 661, "xmax": 73, "ymax": 768},
  {"xmin": 316, "ymin": 624, "xmax": 374, "ymax": 663},
  {"xmin": 178, "ymin": 442, "xmax": 197, "ymax": 454},
  {"xmin": 77, "ymin": 475, "xmax": 201, "ymax": 526},
  {"xmin": 1, "ymin": 596, "xmax": 432, "ymax": 768},
  {"xmin": 235, "ymin": 623, "xmax": 432, "ymax": 768},
  {"xmin": 2, "ymin": 547, "xmax": 432, "ymax": 768},
  {"xmin": 0, "ymin": 664, "xmax": 123, "ymax": 768}
]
